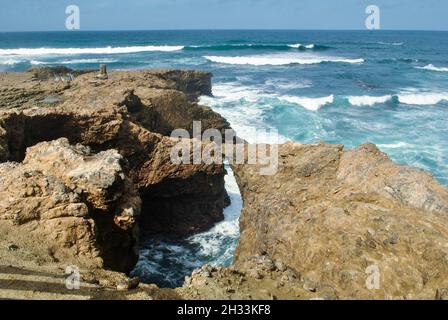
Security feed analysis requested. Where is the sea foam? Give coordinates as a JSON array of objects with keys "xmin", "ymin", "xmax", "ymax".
[
  {"xmin": 348, "ymin": 92, "xmax": 448, "ymax": 106},
  {"xmin": 131, "ymin": 164, "xmax": 243, "ymax": 287},
  {"xmin": 416, "ymin": 64, "xmax": 448, "ymax": 72},
  {"xmin": 200, "ymin": 83, "xmax": 287, "ymax": 144},
  {"xmin": 377, "ymin": 42, "xmax": 404, "ymax": 46},
  {"xmin": 280, "ymin": 95, "xmax": 334, "ymax": 111},
  {"xmin": 204, "ymin": 53, "xmax": 364, "ymax": 66},
  {"xmin": 347, "ymin": 95, "xmax": 393, "ymax": 106},
  {"xmin": 397, "ymin": 92, "xmax": 448, "ymax": 105},
  {"xmin": 287, "ymin": 43, "xmax": 315, "ymax": 49},
  {"xmin": 0, "ymin": 59, "xmax": 23, "ymax": 65}
]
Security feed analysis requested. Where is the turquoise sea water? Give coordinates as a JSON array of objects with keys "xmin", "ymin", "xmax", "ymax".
[{"xmin": 1, "ymin": 30, "xmax": 447, "ymax": 286}]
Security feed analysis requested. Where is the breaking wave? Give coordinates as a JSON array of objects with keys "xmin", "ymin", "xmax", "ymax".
[
  {"xmin": 347, "ymin": 95, "xmax": 395, "ymax": 106},
  {"xmin": 287, "ymin": 43, "xmax": 315, "ymax": 49},
  {"xmin": 347, "ymin": 92, "xmax": 448, "ymax": 106},
  {"xmin": 377, "ymin": 41, "xmax": 404, "ymax": 46},
  {"xmin": 204, "ymin": 53, "xmax": 364, "ymax": 66},
  {"xmin": 397, "ymin": 92, "xmax": 448, "ymax": 105},
  {"xmin": 280, "ymin": 95, "xmax": 334, "ymax": 111},
  {"xmin": 185, "ymin": 43, "xmax": 329, "ymax": 51},
  {"xmin": 0, "ymin": 59, "xmax": 23, "ymax": 65},
  {"xmin": 416, "ymin": 64, "xmax": 448, "ymax": 72}
]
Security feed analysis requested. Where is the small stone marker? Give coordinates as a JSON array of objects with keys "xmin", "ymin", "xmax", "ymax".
[{"xmin": 96, "ymin": 64, "xmax": 108, "ymax": 80}]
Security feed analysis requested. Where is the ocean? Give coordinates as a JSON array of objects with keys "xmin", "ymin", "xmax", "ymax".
[{"xmin": 1, "ymin": 30, "xmax": 447, "ymax": 286}]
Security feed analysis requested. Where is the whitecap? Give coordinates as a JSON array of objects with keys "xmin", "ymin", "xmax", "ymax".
[
  {"xmin": 280, "ymin": 95, "xmax": 334, "ymax": 111},
  {"xmin": 347, "ymin": 91, "xmax": 448, "ymax": 106},
  {"xmin": 0, "ymin": 59, "xmax": 23, "ymax": 65},
  {"xmin": 377, "ymin": 142, "xmax": 413, "ymax": 149},
  {"xmin": 347, "ymin": 95, "xmax": 393, "ymax": 106},
  {"xmin": 204, "ymin": 53, "xmax": 364, "ymax": 66},
  {"xmin": 397, "ymin": 92, "xmax": 448, "ymax": 105},
  {"xmin": 200, "ymin": 83, "xmax": 286, "ymax": 144},
  {"xmin": 287, "ymin": 43, "xmax": 315, "ymax": 49},
  {"xmin": 377, "ymin": 42, "xmax": 404, "ymax": 46},
  {"xmin": 206, "ymin": 83, "xmax": 272, "ymax": 103},
  {"xmin": 264, "ymin": 79, "xmax": 312, "ymax": 90},
  {"xmin": 416, "ymin": 64, "xmax": 448, "ymax": 72},
  {"xmin": 30, "ymin": 60, "xmax": 47, "ymax": 65}
]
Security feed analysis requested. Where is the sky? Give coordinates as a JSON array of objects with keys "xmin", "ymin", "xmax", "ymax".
[{"xmin": 0, "ymin": 0, "xmax": 447, "ymax": 32}]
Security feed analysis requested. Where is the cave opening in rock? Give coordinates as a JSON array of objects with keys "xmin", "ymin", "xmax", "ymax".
[
  {"xmin": 131, "ymin": 164, "xmax": 243, "ymax": 288},
  {"xmin": 0, "ymin": 72, "xmax": 241, "ymax": 286},
  {"xmin": 0, "ymin": 111, "xmax": 242, "ymax": 285}
]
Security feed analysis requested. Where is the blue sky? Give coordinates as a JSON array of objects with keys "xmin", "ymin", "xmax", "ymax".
[{"xmin": 0, "ymin": 0, "xmax": 447, "ymax": 32}]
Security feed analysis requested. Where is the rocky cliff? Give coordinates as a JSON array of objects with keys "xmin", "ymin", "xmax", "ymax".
[
  {"xmin": 2, "ymin": 67, "xmax": 448, "ymax": 300},
  {"xmin": 0, "ymin": 67, "xmax": 230, "ymax": 276},
  {"xmin": 225, "ymin": 142, "xmax": 448, "ymax": 299}
]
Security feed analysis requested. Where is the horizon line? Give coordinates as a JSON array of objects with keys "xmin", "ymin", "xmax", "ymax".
[{"xmin": 1, "ymin": 28, "xmax": 448, "ymax": 33}]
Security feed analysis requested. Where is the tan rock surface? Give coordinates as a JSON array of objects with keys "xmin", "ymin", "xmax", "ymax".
[
  {"xmin": 0, "ymin": 138, "xmax": 141, "ymax": 272},
  {"xmin": 0, "ymin": 67, "xmax": 230, "ymax": 239},
  {"xmin": 231, "ymin": 141, "xmax": 448, "ymax": 299},
  {"xmin": 2, "ymin": 67, "xmax": 448, "ymax": 300}
]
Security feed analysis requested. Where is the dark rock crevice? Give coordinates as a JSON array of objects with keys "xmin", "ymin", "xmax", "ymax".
[{"xmin": 139, "ymin": 172, "xmax": 231, "ymax": 238}]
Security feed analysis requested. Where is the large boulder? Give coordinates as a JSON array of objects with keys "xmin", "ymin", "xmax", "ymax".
[
  {"xmin": 232, "ymin": 141, "xmax": 448, "ymax": 299},
  {"xmin": 0, "ymin": 138, "xmax": 141, "ymax": 273}
]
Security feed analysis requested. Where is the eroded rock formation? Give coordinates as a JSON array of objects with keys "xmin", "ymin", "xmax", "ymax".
[
  {"xmin": 2, "ymin": 67, "xmax": 448, "ymax": 300},
  {"xmin": 0, "ymin": 67, "xmax": 230, "ymax": 274},
  {"xmin": 0, "ymin": 138, "xmax": 140, "ymax": 272},
  {"xmin": 230, "ymin": 141, "xmax": 448, "ymax": 299}
]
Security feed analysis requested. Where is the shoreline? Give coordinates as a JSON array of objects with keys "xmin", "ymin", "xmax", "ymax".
[{"xmin": 1, "ymin": 66, "xmax": 448, "ymax": 300}]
